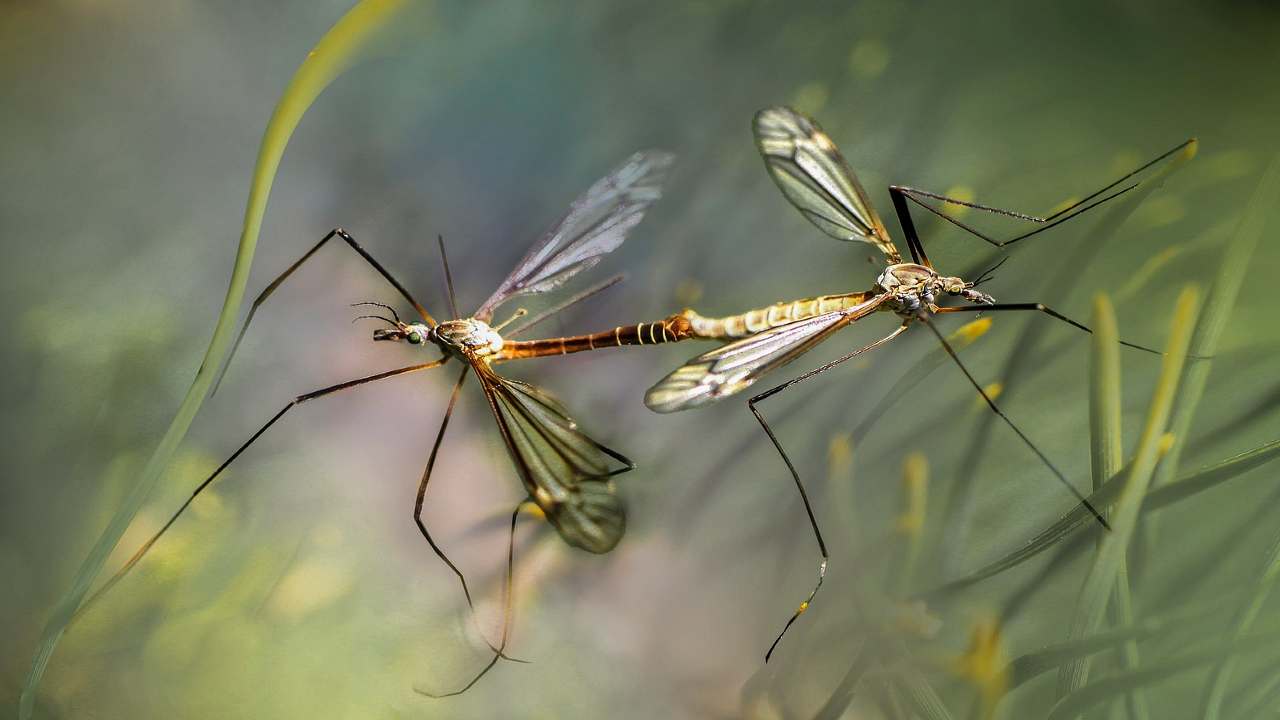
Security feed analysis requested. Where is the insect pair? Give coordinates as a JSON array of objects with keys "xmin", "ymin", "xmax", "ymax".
[{"xmin": 81, "ymin": 106, "xmax": 1192, "ymax": 695}]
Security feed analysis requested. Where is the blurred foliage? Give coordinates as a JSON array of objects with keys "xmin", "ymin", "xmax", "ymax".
[
  {"xmin": 5, "ymin": 1, "xmax": 1280, "ymax": 718},
  {"xmin": 15, "ymin": 2, "xmax": 430, "ymax": 715}
]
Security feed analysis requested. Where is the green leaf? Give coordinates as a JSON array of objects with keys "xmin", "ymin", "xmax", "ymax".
[
  {"xmin": 1005, "ymin": 605, "xmax": 1220, "ymax": 689},
  {"xmin": 1198, "ymin": 528, "xmax": 1280, "ymax": 718},
  {"xmin": 1088, "ymin": 293, "xmax": 1123, "ymax": 497},
  {"xmin": 813, "ymin": 641, "xmax": 874, "ymax": 720},
  {"xmin": 1150, "ymin": 153, "xmax": 1280, "ymax": 493},
  {"xmin": 896, "ymin": 670, "xmax": 956, "ymax": 720},
  {"xmin": 1145, "ymin": 437, "xmax": 1280, "ymax": 510},
  {"xmin": 1055, "ymin": 286, "xmax": 1200, "ymax": 707},
  {"xmin": 1045, "ymin": 622, "xmax": 1280, "ymax": 720},
  {"xmin": 18, "ymin": 3, "xmax": 429, "ymax": 717},
  {"xmin": 1088, "ymin": 292, "xmax": 1150, "ymax": 719},
  {"xmin": 923, "ymin": 435, "xmax": 1280, "ymax": 601}
]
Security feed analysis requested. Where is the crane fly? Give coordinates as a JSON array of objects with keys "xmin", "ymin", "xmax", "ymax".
[
  {"xmin": 645, "ymin": 106, "xmax": 1195, "ymax": 660},
  {"xmin": 76, "ymin": 150, "xmax": 698, "ymax": 697}
]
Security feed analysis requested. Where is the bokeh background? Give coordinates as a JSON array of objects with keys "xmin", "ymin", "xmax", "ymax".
[{"xmin": 5, "ymin": 1, "xmax": 1280, "ymax": 718}]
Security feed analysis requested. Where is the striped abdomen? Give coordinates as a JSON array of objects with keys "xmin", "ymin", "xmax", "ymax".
[
  {"xmin": 680, "ymin": 291, "xmax": 876, "ymax": 339},
  {"xmin": 496, "ymin": 314, "xmax": 696, "ymax": 360}
]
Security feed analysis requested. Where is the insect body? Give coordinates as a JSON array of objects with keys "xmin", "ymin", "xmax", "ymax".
[
  {"xmin": 431, "ymin": 318, "xmax": 505, "ymax": 356},
  {"xmin": 645, "ymin": 263, "xmax": 994, "ymax": 413},
  {"xmin": 81, "ymin": 150, "xmax": 682, "ymax": 696},
  {"xmin": 875, "ymin": 263, "xmax": 995, "ymax": 314},
  {"xmin": 646, "ymin": 105, "xmax": 1193, "ymax": 660}
]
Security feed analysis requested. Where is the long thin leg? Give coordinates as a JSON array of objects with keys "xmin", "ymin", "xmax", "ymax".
[
  {"xmin": 72, "ymin": 358, "xmax": 448, "ymax": 622},
  {"xmin": 212, "ymin": 228, "xmax": 436, "ymax": 393},
  {"xmin": 887, "ymin": 139, "xmax": 1195, "ymax": 254},
  {"xmin": 413, "ymin": 367, "xmax": 479, "ymax": 610},
  {"xmin": 417, "ymin": 500, "xmax": 532, "ymax": 698},
  {"xmin": 891, "ymin": 182, "xmax": 1136, "ymax": 257},
  {"xmin": 588, "ymin": 433, "xmax": 638, "ymax": 477},
  {"xmin": 934, "ymin": 303, "xmax": 1161, "ymax": 355},
  {"xmin": 888, "ymin": 186, "xmax": 933, "ymax": 268},
  {"xmin": 917, "ymin": 316, "xmax": 1109, "ymax": 529},
  {"xmin": 411, "ymin": 365, "xmax": 525, "ymax": 661},
  {"xmin": 749, "ymin": 323, "xmax": 909, "ymax": 662}
]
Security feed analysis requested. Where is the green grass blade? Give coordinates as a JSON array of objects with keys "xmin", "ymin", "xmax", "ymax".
[
  {"xmin": 938, "ymin": 144, "xmax": 1195, "ymax": 572},
  {"xmin": 1109, "ymin": 562, "xmax": 1148, "ymax": 720},
  {"xmin": 1137, "ymin": 152, "xmax": 1280, "ymax": 612},
  {"xmin": 896, "ymin": 671, "xmax": 956, "ymax": 720},
  {"xmin": 1150, "ymin": 153, "xmax": 1280, "ymax": 492},
  {"xmin": 924, "ymin": 431, "xmax": 1280, "ymax": 601},
  {"xmin": 1088, "ymin": 292, "xmax": 1150, "ymax": 720},
  {"xmin": 1144, "ymin": 437, "xmax": 1280, "ymax": 509},
  {"xmin": 1197, "ymin": 529, "xmax": 1280, "ymax": 718},
  {"xmin": 1006, "ymin": 605, "xmax": 1220, "ymax": 689},
  {"xmin": 1054, "ymin": 286, "xmax": 1200, "ymax": 707},
  {"xmin": 813, "ymin": 641, "xmax": 874, "ymax": 720},
  {"xmin": 17, "ymin": 3, "xmax": 425, "ymax": 717},
  {"xmin": 1089, "ymin": 293, "xmax": 1123, "ymax": 497},
  {"xmin": 1044, "ymin": 622, "xmax": 1280, "ymax": 720},
  {"xmin": 1226, "ymin": 655, "xmax": 1280, "ymax": 718}
]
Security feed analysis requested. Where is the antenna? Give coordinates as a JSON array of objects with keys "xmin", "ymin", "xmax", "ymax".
[{"xmin": 437, "ymin": 234, "xmax": 460, "ymax": 319}]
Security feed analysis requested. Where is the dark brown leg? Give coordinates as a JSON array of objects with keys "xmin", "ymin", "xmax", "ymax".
[
  {"xmin": 887, "ymin": 139, "xmax": 1194, "ymax": 256},
  {"xmin": 917, "ymin": 316, "xmax": 1109, "ymax": 529},
  {"xmin": 417, "ymin": 500, "xmax": 533, "ymax": 698},
  {"xmin": 73, "ymin": 358, "xmax": 447, "ymax": 622},
  {"xmin": 212, "ymin": 228, "xmax": 435, "ymax": 393},
  {"xmin": 747, "ymin": 323, "xmax": 909, "ymax": 662},
  {"xmin": 935, "ymin": 303, "xmax": 1161, "ymax": 355}
]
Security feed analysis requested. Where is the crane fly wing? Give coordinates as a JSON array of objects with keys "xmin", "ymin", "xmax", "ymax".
[
  {"xmin": 754, "ymin": 106, "xmax": 901, "ymax": 262},
  {"xmin": 645, "ymin": 295, "xmax": 887, "ymax": 413},
  {"xmin": 474, "ymin": 150, "xmax": 675, "ymax": 322},
  {"xmin": 645, "ymin": 313, "xmax": 848, "ymax": 414},
  {"xmin": 475, "ymin": 363, "xmax": 626, "ymax": 553}
]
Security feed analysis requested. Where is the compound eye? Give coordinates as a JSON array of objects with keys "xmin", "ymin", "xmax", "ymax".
[{"xmin": 406, "ymin": 331, "xmax": 423, "ymax": 345}]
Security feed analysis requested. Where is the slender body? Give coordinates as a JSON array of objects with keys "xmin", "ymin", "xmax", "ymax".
[
  {"xmin": 495, "ymin": 312, "xmax": 696, "ymax": 359},
  {"xmin": 79, "ymin": 150, "xmax": 687, "ymax": 698},
  {"xmin": 642, "ymin": 105, "xmax": 1193, "ymax": 661},
  {"xmin": 495, "ymin": 289, "xmax": 886, "ymax": 358},
  {"xmin": 645, "ymin": 263, "xmax": 994, "ymax": 413},
  {"xmin": 679, "ymin": 290, "xmax": 876, "ymax": 339}
]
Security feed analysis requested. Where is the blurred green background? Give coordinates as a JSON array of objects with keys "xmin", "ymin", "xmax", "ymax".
[{"xmin": 5, "ymin": 1, "xmax": 1280, "ymax": 718}]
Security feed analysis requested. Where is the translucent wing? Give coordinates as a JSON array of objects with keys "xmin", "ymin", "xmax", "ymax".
[
  {"xmin": 754, "ymin": 106, "xmax": 902, "ymax": 262},
  {"xmin": 474, "ymin": 150, "xmax": 676, "ymax": 322},
  {"xmin": 475, "ymin": 363, "xmax": 627, "ymax": 553},
  {"xmin": 645, "ymin": 295, "xmax": 887, "ymax": 413}
]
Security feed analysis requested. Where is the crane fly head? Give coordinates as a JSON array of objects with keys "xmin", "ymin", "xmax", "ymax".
[
  {"xmin": 940, "ymin": 275, "xmax": 995, "ymax": 305},
  {"xmin": 372, "ymin": 321, "xmax": 431, "ymax": 345},
  {"xmin": 352, "ymin": 302, "xmax": 430, "ymax": 345}
]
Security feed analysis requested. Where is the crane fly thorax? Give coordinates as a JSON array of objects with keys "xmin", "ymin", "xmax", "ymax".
[
  {"xmin": 875, "ymin": 263, "xmax": 995, "ymax": 316},
  {"xmin": 431, "ymin": 318, "xmax": 505, "ymax": 358},
  {"xmin": 876, "ymin": 263, "xmax": 941, "ymax": 315}
]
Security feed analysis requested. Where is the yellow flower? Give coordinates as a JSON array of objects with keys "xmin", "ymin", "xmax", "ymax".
[{"xmin": 949, "ymin": 615, "xmax": 1008, "ymax": 720}]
